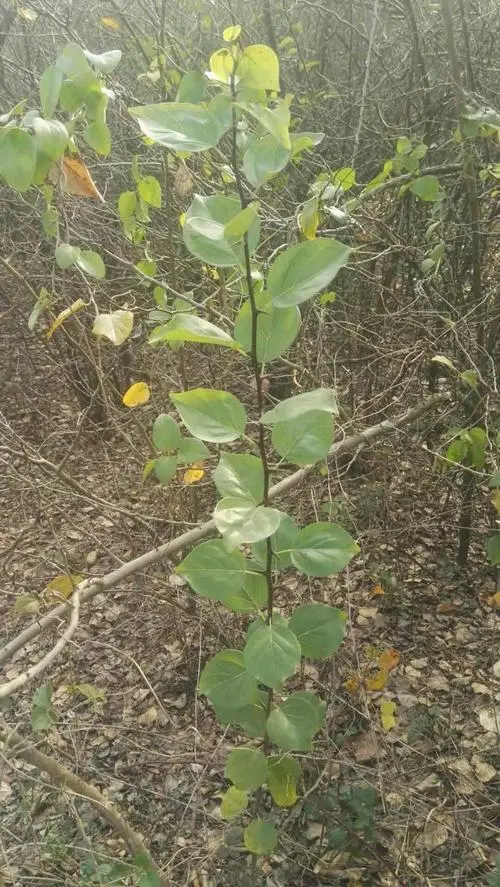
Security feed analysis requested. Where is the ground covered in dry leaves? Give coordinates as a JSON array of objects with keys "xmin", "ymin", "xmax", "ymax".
[{"xmin": 1, "ymin": 340, "xmax": 499, "ymax": 887}]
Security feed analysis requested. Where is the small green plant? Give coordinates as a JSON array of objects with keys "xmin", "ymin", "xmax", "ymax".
[
  {"xmin": 304, "ymin": 781, "xmax": 379, "ymax": 855},
  {"xmin": 124, "ymin": 29, "xmax": 359, "ymax": 861}
]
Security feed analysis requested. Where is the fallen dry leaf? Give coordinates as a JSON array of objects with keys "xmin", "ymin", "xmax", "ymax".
[
  {"xmin": 478, "ymin": 708, "xmax": 499, "ymax": 734},
  {"xmin": 380, "ymin": 699, "xmax": 397, "ymax": 730},
  {"xmin": 471, "ymin": 754, "xmax": 496, "ymax": 783},
  {"xmin": 485, "ymin": 591, "xmax": 500, "ymax": 609},
  {"xmin": 378, "ymin": 648, "xmax": 400, "ymax": 672},
  {"xmin": 350, "ymin": 731, "xmax": 379, "ymax": 762},
  {"xmin": 366, "ymin": 669, "xmax": 389, "ymax": 691},
  {"xmin": 422, "ymin": 816, "xmax": 451, "ymax": 850},
  {"xmin": 138, "ymin": 706, "xmax": 157, "ymax": 726},
  {"xmin": 49, "ymin": 155, "xmax": 104, "ymax": 202},
  {"xmin": 372, "ymin": 583, "xmax": 385, "ymax": 596}
]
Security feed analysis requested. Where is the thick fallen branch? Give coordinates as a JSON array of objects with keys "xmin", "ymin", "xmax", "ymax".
[
  {"xmin": 0, "ymin": 394, "xmax": 449, "ymax": 686},
  {"xmin": 0, "ymin": 723, "xmax": 168, "ymax": 886}
]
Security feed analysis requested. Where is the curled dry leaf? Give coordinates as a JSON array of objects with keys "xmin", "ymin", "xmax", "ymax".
[{"xmin": 49, "ymin": 155, "xmax": 104, "ymax": 202}]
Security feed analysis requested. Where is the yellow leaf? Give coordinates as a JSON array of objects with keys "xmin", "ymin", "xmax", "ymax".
[
  {"xmin": 378, "ymin": 648, "xmax": 400, "ymax": 673},
  {"xmin": 486, "ymin": 590, "xmax": 500, "ymax": 609},
  {"xmin": 223, "ymin": 24, "xmax": 241, "ymax": 42},
  {"xmin": 49, "ymin": 155, "xmax": 104, "ymax": 202},
  {"xmin": 298, "ymin": 196, "xmax": 319, "ymax": 240},
  {"xmin": 179, "ymin": 212, "xmax": 186, "ymax": 227},
  {"xmin": 365, "ymin": 669, "xmax": 388, "ymax": 691},
  {"xmin": 491, "ymin": 489, "xmax": 500, "ymax": 513},
  {"xmin": 13, "ymin": 594, "xmax": 40, "ymax": 615},
  {"xmin": 240, "ymin": 44, "xmax": 280, "ymax": 92},
  {"xmin": 345, "ymin": 674, "xmax": 361, "ymax": 695},
  {"xmin": 209, "ymin": 48, "xmax": 235, "ymax": 84},
  {"xmin": 46, "ymin": 298, "xmax": 86, "ymax": 339},
  {"xmin": 380, "ymin": 699, "xmax": 397, "ymax": 730},
  {"xmin": 372, "ymin": 583, "xmax": 385, "ymax": 596},
  {"xmin": 44, "ymin": 574, "xmax": 84, "ymax": 600},
  {"xmin": 101, "ymin": 15, "xmax": 119, "ymax": 29},
  {"xmin": 183, "ymin": 463, "xmax": 204, "ymax": 484},
  {"xmin": 122, "ymin": 381, "xmax": 151, "ymax": 407}
]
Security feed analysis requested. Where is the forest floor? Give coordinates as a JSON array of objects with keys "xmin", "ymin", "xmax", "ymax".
[{"xmin": 1, "ymin": 328, "xmax": 499, "ymax": 887}]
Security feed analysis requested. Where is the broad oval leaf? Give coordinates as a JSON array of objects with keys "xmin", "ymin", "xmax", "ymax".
[
  {"xmin": 176, "ymin": 70, "xmax": 205, "ymax": 104},
  {"xmin": 409, "ymin": 174, "xmax": 443, "ymax": 202},
  {"xmin": 225, "ymin": 748, "xmax": 268, "ymax": 790},
  {"xmin": 214, "ymin": 689, "xmax": 268, "ymax": 738},
  {"xmin": 76, "ymin": 249, "xmax": 106, "ymax": 279},
  {"xmin": 138, "ymin": 174, "xmax": 162, "ymax": 207},
  {"xmin": 152, "ymin": 413, "xmax": 181, "ymax": 451},
  {"xmin": 244, "ymin": 818, "xmax": 278, "ymax": 855},
  {"xmin": 214, "ymin": 499, "xmax": 283, "ymax": 548},
  {"xmin": 199, "ymin": 649, "xmax": 258, "ymax": 709},
  {"xmin": 290, "ymin": 522, "xmax": 359, "ymax": 577},
  {"xmin": 243, "ymin": 622, "xmax": 301, "ymax": 689},
  {"xmin": 240, "ymin": 44, "xmax": 280, "ymax": 92},
  {"xmin": 288, "ymin": 602, "xmax": 347, "ymax": 658},
  {"xmin": 149, "ymin": 314, "xmax": 239, "ymax": 349},
  {"xmin": 40, "ymin": 65, "xmax": 63, "ymax": 118},
  {"xmin": 238, "ymin": 99, "xmax": 291, "ymax": 149},
  {"xmin": 33, "ymin": 117, "xmax": 68, "ymax": 161},
  {"xmin": 261, "ymin": 388, "xmax": 338, "ymax": 425},
  {"xmin": 0, "ymin": 127, "xmax": 36, "ymax": 191},
  {"xmin": 171, "ymin": 388, "xmax": 247, "ymax": 442},
  {"xmin": 176, "ymin": 539, "xmax": 246, "ymax": 601},
  {"xmin": 83, "ymin": 121, "xmax": 111, "ymax": 155},
  {"xmin": 267, "ymin": 755, "xmax": 301, "ymax": 807},
  {"xmin": 84, "ymin": 48, "xmax": 122, "ymax": 73},
  {"xmin": 234, "ymin": 292, "xmax": 301, "ymax": 363},
  {"xmin": 268, "ymin": 239, "xmax": 352, "ymax": 308},
  {"xmin": 122, "ymin": 381, "xmax": 150, "ymax": 407},
  {"xmin": 271, "ymin": 410, "xmax": 334, "ymax": 465},
  {"xmin": 93, "ymin": 310, "xmax": 134, "ymax": 345},
  {"xmin": 129, "ymin": 102, "xmax": 223, "ymax": 152},
  {"xmin": 177, "ymin": 437, "xmax": 210, "ymax": 463},
  {"xmin": 243, "ymin": 132, "xmax": 291, "ymax": 187},
  {"xmin": 183, "ymin": 194, "xmax": 261, "ymax": 267},
  {"xmin": 266, "ymin": 690, "xmax": 325, "ymax": 751},
  {"xmin": 220, "ymin": 786, "xmax": 248, "ymax": 820},
  {"xmin": 55, "ymin": 243, "xmax": 80, "ymax": 269},
  {"xmin": 222, "ymin": 570, "xmax": 268, "ymax": 613},
  {"xmin": 213, "ymin": 454, "xmax": 264, "ymax": 503},
  {"xmin": 252, "ymin": 515, "xmax": 297, "ymax": 571},
  {"xmin": 153, "ymin": 455, "xmax": 178, "ymax": 484}
]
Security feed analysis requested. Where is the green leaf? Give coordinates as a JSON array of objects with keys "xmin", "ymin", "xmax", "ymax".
[
  {"xmin": 41, "ymin": 206, "xmax": 58, "ymax": 238},
  {"xmin": 298, "ymin": 195, "xmax": 319, "ymax": 240},
  {"xmin": 138, "ymin": 175, "xmax": 162, "ymax": 207},
  {"xmin": 252, "ymin": 515, "xmax": 297, "ymax": 570},
  {"xmin": 225, "ymin": 747, "xmax": 268, "ymax": 790},
  {"xmin": 55, "ymin": 243, "xmax": 80, "ymax": 268},
  {"xmin": 290, "ymin": 522, "xmax": 359, "ymax": 577},
  {"xmin": 176, "ymin": 539, "xmax": 246, "ymax": 601},
  {"xmin": 76, "ymin": 250, "xmax": 106, "ymax": 279},
  {"xmin": 289, "ymin": 603, "xmax": 347, "ymax": 658},
  {"xmin": 171, "ymin": 388, "xmax": 247, "ymax": 442},
  {"xmin": 129, "ymin": 102, "xmax": 224, "ymax": 152},
  {"xmin": 199, "ymin": 649, "xmax": 258, "ymax": 709},
  {"xmin": 149, "ymin": 314, "xmax": 239, "ymax": 349},
  {"xmin": 272, "ymin": 411, "xmax": 334, "ymax": 465},
  {"xmin": 33, "ymin": 117, "xmax": 68, "ymax": 160},
  {"xmin": 267, "ymin": 755, "xmax": 301, "ymax": 807},
  {"xmin": 152, "ymin": 414, "xmax": 181, "ymax": 451},
  {"xmin": 56, "ymin": 43, "xmax": 90, "ymax": 78},
  {"xmin": 244, "ymin": 818, "xmax": 278, "ymax": 855},
  {"xmin": 214, "ymin": 689, "xmax": 268, "ymax": 737},
  {"xmin": 154, "ymin": 455, "xmax": 178, "ymax": 485},
  {"xmin": 183, "ymin": 194, "xmax": 261, "ymax": 267},
  {"xmin": 266, "ymin": 690, "xmax": 325, "ymax": 751},
  {"xmin": 176, "ymin": 70, "xmax": 205, "ymax": 104},
  {"xmin": 409, "ymin": 175, "xmax": 443, "ymax": 202},
  {"xmin": 214, "ymin": 499, "xmax": 283, "ymax": 548},
  {"xmin": 243, "ymin": 622, "xmax": 301, "ymax": 688},
  {"xmin": 243, "ymin": 132, "xmax": 291, "ymax": 187},
  {"xmin": 28, "ymin": 286, "xmax": 52, "ymax": 331},
  {"xmin": 40, "ymin": 65, "xmax": 63, "ymax": 118},
  {"xmin": 240, "ymin": 44, "xmax": 280, "ymax": 91},
  {"xmin": 223, "ymin": 24, "xmax": 242, "ymax": 42},
  {"xmin": 224, "ymin": 201, "xmax": 260, "ymax": 242},
  {"xmin": 0, "ymin": 127, "xmax": 36, "ymax": 191},
  {"xmin": 213, "ymin": 454, "xmax": 264, "ymax": 503},
  {"xmin": 118, "ymin": 190, "xmax": 137, "ymax": 220},
  {"xmin": 177, "ymin": 437, "xmax": 210, "ymax": 463},
  {"xmin": 83, "ymin": 48, "xmax": 122, "ymax": 73},
  {"xmin": 234, "ymin": 292, "xmax": 301, "ymax": 363},
  {"xmin": 223, "ymin": 570, "xmax": 268, "ymax": 613},
  {"xmin": 261, "ymin": 388, "xmax": 338, "ymax": 425},
  {"xmin": 92, "ymin": 310, "xmax": 134, "ymax": 345},
  {"xmin": 488, "ymin": 471, "xmax": 500, "ymax": 488},
  {"xmin": 83, "ymin": 121, "xmax": 111, "ymax": 155},
  {"xmin": 332, "ymin": 166, "xmax": 356, "ymax": 190},
  {"xmin": 268, "ymin": 239, "xmax": 351, "ymax": 308},
  {"xmin": 220, "ymin": 786, "xmax": 248, "ymax": 819},
  {"xmin": 290, "ymin": 131, "xmax": 324, "ymax": 157},
  {"xmin": 32, "ymin": 683, "xmax": 57, "ymax": 732},
  {"xmin": 238, "ymin": 99, "xmax": 290, "ymax": 149},
  {"xmin": 487, "ymin": 534, "xmax": 500, "ymax": 566}
]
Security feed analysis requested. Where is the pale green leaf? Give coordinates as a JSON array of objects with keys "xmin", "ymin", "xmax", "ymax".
[
  {"xmin": 129, "ymin": 102, "xmax": 224, "ymax": 152},
  {"xmin": 243, "ymin": 622, "xmax": 301, "ymax": 688},
  {"xmin": 183, "ymin": 194, "xmax": 261, "ymax": 267},
  {"xmin": 152, "ymin": 413, "xmax": 182, "ymax": 451},
  {"xmin": 268, "ymin": 239, "xmax": 351, "ymax": 308},
  {"xmin": 271, "ymin": 410, "xmax": 334, "ymax": 465},
  {"xmin": 243, "ymin": 132, "xmax": 291, "ymax": 187},
  {"xmin": 171, "ymin": 388, "xmax": 247, "ymax": 442},
  {"xmin": 149, "ymin": 314, "xmax": 239, "ymax": 349},
  {"xmin": 220, "ymin": 786, "xmax": 248, "ymax": 819},
  {"xmin": 225, "ymin": 747, "xmax": 268, "ymax": 790},
  {"xmin": 199, "ymin": 649, "xmax": 258, "ymax": 709},
  {"xmin": 240, "ymin": 44, "xmax": 280, "ymax": 91},
  {"xmin": 213, "ymin": 454, "xmax": 264, "ymax": 503},
  {"xmin": 261, "ymin": 388, "xmax": 338, "ymax": 425},
  {"xmin": 267, "ymin": 755, "xmax": 300, "ymax": 807},
  {"xmin": 234, "ymin": 292, "xmax": 301, "ymax": 363},
  {"xmin": 288, "ymin": 602, "xmax": 347, "ymax": 658},
  {"xmin": 55, "ymin": 243, "xmax": 80, "ymax": 268},
  {"xmin": 244, "ymin": 818, "xmax": 278, "ymax": 855},
  {"xmin": 214, "ymin": 499, "xmax": 283, "ymax": 548},
  {"xmin": 176, "ymin": 539, "xmax": 246, "ymax": 601},
  {"xmin": 266, "ymin": 690, "xmax": 324, "ymax": 751},
  {"xmin": 92, "ymin": 310, "xmax": 134, "ymax": 345},
  {"xmin": 76, "ymin": 249, "xmax": 106, "ymax": 279},
  {"xmin": 290, "ymin": 522, "xmax": 359, "ymax": 577},
  {"xmin": 0, "ymin": 127, "xmax": 36, "ymax": 191}
]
